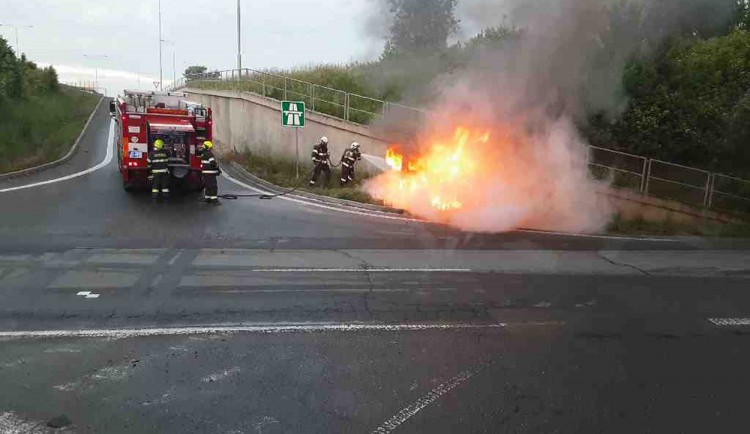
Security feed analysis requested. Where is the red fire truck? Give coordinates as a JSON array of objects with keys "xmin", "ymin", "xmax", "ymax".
[{"xmin": 110, "ymin": 90, "xmax": 213, "ymax": 192}]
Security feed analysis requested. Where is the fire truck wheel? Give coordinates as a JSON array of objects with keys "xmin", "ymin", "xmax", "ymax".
[{"xmin": 123, "ymin": 180, "xmax": 134, "ymax": 192}]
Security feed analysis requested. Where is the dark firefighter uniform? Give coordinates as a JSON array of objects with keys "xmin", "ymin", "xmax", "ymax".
[
  {"xmin": 340, "ymin": 146, "xmax": 362, "ymax": 186},
  {"xmin": 200, "ymin": 141, "xmax": 220, "ymax": 203},
  {"xmin": 147, "ymin": 141, "xmax": 171, "ymax": 199},
  {"xmin": 309, "ymin": 141, "xmax": 331, "ymax": 187}
]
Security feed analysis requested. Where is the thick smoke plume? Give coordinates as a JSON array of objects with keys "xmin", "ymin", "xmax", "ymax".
[{"xmin": 364, "ymin": 0, "xmax": 738, "ymax": 233}]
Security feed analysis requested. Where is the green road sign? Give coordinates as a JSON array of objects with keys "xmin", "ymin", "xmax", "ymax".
[{"xmin": 282, "ymin": 101, "xmax": 305, "ymax": 127}]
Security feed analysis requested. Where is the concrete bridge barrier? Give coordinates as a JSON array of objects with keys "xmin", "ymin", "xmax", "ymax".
[{"xmin": 184, "ymin": 88, "xmax": 390, "ymax": 174}]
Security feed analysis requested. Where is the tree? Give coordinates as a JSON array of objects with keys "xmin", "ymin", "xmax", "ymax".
[
  {"xmin": 184, "ymin": 65, "xmax": 208, "ymax": 77},
  {"xmin": 589, "ymin": 30, "xmax": 750, "ymax": 176},
  {"xmin": 43, "ymin": 66, "xmax": 59, "ymax": 93},
  {"xmin": 383, "ymin": 0, "xmax": 458, "ymax": 58}
]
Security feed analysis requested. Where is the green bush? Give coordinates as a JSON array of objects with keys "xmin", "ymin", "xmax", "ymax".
[
  {"xmin": 589, "ymin": 30, "xmax": 750, "ymax": 178},
  {"xmin": 0, "ymin": 86, "xmax": 99, "ymax": 173}
]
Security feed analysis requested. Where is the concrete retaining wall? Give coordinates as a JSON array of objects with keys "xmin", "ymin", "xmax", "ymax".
[
  {"xmin": 184, "ymin": 88, "xmax": 391, "ymax": 173},
  {"xmin": 603, "ymin": 187, "xmax": 748, "ymax": 226}
]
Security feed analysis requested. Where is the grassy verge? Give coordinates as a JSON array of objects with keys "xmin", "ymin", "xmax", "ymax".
[
  {"xmin": 226, "ymin": 150, "xmax": 385, "ymax": 206},
  {"xmin": 607, "ymin": 213, "xmax": 750, "ymax": 237},
  {"xmin": 0, "ymin": 86, "xmax": 99, "ymax": 174}
]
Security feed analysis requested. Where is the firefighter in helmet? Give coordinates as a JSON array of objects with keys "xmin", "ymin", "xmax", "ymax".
[
  {"xmin": 200, "ymin": 141, "xmax": 221, "ymax": 204},
  {"xmin": 340, "ymin": 142, "xmax": 362, "ymax": 187},
  {"xmin": 309, "ymin": 136, "xmax": 331, "ymax": 187},
  {"xmin": 147, "ymin": 139, "xmax": 171, "ymax": 201}
]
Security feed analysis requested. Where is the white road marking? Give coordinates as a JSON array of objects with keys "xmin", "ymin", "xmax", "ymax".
[
  {"xmin": 217, "ymin": 268, "xmax": 473, "ymax": 273},
  {"xmin": 208, "ymin": 288, "xmax": 410, "ymax": 294},
  {"xmin": 167, "ymin": 250, "xmax": 183, "ymax": 265},
  {"xmin": 0, "ymin": 119, "xmax": 115, "ymax": 194},
  {"xmin": 372, "ymin": 361, "xmax": 490, "ymax": 434},
  {"xmin": 76, "ymin": 291, "xmax": 91, "ymax": 296},
  {"xmin": 223, "ymin": 172, "xmax": 677, "ymax": 242},
  {"xmin": 200, "ymin": 366, "xmax": 241, "ymax": 383},
  {"xmin": 222, "ymin": 172, "xmax": 420, "ymax": 222},
  {"xmin": 708, "ymin": 318, "xmax": 750, "ymax": 326},
  {"xmin": 517, "ymin": 228, "xmax": 681, "ymax": 242},
  {"xmin": 0, "ymin": 411, "xmax": 47, "ymax": 434},
  {"xmin": 0, "ymin": 322, "xmax": 507, "ymax": 339},
  {"xmin": 85, "ymin": 294, "xmax": 100, "ymax": 299},
  {"xmin": 76, "ymin": 291, "xmax": 100, "ymax": 299}
]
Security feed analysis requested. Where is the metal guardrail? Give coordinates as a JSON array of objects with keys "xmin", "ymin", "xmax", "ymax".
[
  {"xmin": 170, "ymin": 68, "xmax": 750, "ymax": 216},
  {"xmin": 588, "ymin": 147, "xmax": 750, "ymax": 214},
  {"xmin": 169, "ymin": 68, "xmax": 427, "ymax": 126}
]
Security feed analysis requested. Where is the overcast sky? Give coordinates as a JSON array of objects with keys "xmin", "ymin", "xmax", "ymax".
[{"xmin": 3, "ymin": 0, "xmax": 496, "ymax": 96}]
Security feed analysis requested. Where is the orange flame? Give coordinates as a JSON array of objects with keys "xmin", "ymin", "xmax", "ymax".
[
  {"xmin": 383, "ymin": 127, "xmax": 490, "ymax": 212},
  {"xmin": 385, "ymin": 148, "xmax": 403, "ymax": 171}
]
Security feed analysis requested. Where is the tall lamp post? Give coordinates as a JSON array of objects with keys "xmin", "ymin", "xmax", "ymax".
[
  {"xmin": 161, "ymin": 39, "xmax": 176, "ymax": 90},
  {"xmin": 83, "ymin": 54, "xmax": 109, "ymax": 92},
  {"xmin": 237, "ymin": 0, "xmax": 242, "ymax": 71},
  {"xmin": 0, "ymin": 24, "xmax": 34, "ymax": 55},
  {"xmin": 158, "ymin": 0, "xmax": 163, "ymax": 91}
]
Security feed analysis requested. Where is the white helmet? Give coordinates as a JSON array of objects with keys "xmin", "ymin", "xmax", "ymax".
[
  {"xmin": 350, "ymin": 142, "xmax": 360, "ymax": 150},
  {"xmin": 319, "ymin": 136, "xmax": 328, "ymax": 145}
]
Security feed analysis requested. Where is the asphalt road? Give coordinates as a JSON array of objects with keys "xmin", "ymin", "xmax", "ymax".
[{"xmin": 1, "ymin": 99, "xmax": 750, "ymax": 433}]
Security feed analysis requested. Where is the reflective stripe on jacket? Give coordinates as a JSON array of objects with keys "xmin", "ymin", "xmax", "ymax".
[
  {"xmin": 311, "ymin": 144, "xmax": 330, "ymax": 165},
  {"xmin": 201, "ymin": 149, "xmax": 219, "ymax": 174},
  {"xmin": 147, "ymin": 150, "xmax": 171, "ymax": 173}
]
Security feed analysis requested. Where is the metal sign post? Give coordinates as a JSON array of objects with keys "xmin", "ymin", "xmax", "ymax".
[{"xmin": 281, "ymin": 101, "xmax": 305, "ymax": 179}]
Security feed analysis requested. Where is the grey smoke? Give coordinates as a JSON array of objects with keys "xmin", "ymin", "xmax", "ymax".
[
  {"xmin": 368, "ymin": 0, "xmax": 740, "ymax": 121},
  {"xmin": 363, "ymin": 0, "xmax": 740, "ymax": 233}
]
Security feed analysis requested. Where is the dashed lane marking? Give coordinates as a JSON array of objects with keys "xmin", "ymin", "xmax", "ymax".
[
  {"xmin": 708, "ymin": 318, "xmax": 750, "ymax": 326},
  {"xmin": 76, "ymin": 291, "xmax": 100, "ymax": 299},
  {"xmin": 167, "ymin": 250, "xmax": 184, "ymax": 266},
  {"xmin": 0, "ymin": 119, "xmax": 115, "ymax": 194},
  {"xmin": 0, "ymin": 322, "xmax": 510, "ymax": 339},
  {"xmin": 372, "ymin": 361, "xmax": 491, "ymax": 434}
]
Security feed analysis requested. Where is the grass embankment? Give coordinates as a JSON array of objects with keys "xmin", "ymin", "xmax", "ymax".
[
  {"xmin": 0, "ymin": 86, "xmax": 99, "ymax": 174},
  {"xmin": 190, "ymin": 64, "xmax": 399, "ymax": 125},
  {"xmin": 607, "ymin": 213, "xmax": 750, "ymax": 237},
  {"xmin": 227, "ymin": 151, "xmax": 384, "ymax": 206}
]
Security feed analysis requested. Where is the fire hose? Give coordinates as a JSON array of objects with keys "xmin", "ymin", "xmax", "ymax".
[{"xmin": 219, "ymin": 166, "xmax": 316, "ymax": 200}]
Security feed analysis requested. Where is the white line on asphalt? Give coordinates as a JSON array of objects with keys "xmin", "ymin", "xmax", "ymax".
[
  {"xmin": 708, "ymin": 318, "xmax": 750, "ymax": 326},
  {"xmin": 222, "ymin": 172, "xmax": 419, "ymax": 222},
  {"xmin": 76, "ymin": 291, "xmax": 91, "ymax": 296},
  {"xmin": 207, "ymin": 288, "xmax": 411, "ymax": 294},
  {"xmin": 0, "ymin": 411, "xmax": 47, "ymax": 434},
  {"xmin": 167, "ymin": 250, "xmax": 183, "ymax": 265},
  {"xmin": 223, "ymin": 172, "xmax": 677, "ymax": 242},
  {"xmin": 227, "ymin": 268, "xmax": 473, "ymax": 273},
  {"xmin": 372, "ymin": 361, "xmax": 491, "ymax": 434},
  {"xmin": 0, "ymin": 323, "xmax": 507, "ymax": 339},
  {"xmin": 517, "ymin": 228, "xmax": 681, "ymax": 243},
  {"xmin": 0, "ymin": 120, "xmax": 115, "ymax": 194}
]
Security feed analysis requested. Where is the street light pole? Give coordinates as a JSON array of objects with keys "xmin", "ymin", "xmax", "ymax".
[
  {"xmin": 161, "ymin": 39, "xmax": 176, "ymax": 90},
  {"xmin": 158, "ymin": 0, "xmax": 163, "ymax": 91},
  {"xmin": 0, "ymin": 24, "xmax": 34, "ymax": 55},
  {"xmin": 83, "ymin": 54, "xmax": 108, "ymax": 93},
  {"xmin": 237, "ymin": 0, "xmax": 242, "ymax": 71}
]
